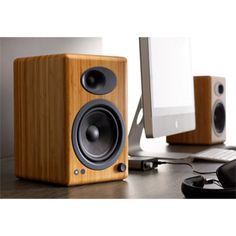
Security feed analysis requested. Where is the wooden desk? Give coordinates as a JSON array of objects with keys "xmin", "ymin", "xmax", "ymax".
[{"xmin": 0, "ymin": 155, "xmax": 222, "ymax": 199}]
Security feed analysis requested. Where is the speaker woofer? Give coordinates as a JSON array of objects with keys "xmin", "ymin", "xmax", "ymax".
[
  {"xmin": 72, "ymin": 99, "xmax": 125, "ymax": 170},
  {"xmin": 213, "ymin": 101, "xmax": 226, "ymax": 135},
  {"xmin": 78, "ymin": 107, "xmax": 119, "ymax": 162}
]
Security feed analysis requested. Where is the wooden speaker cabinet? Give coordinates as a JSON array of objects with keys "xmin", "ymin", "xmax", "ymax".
[
  {"xmin": 14, "ymin": 54, "xmax": 128, "ymax": 186},
  {"xmin": 167, "ymin": 76, "xmax": 226, "ymax": 145}
]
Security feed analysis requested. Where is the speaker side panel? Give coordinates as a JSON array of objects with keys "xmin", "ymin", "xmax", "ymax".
[
  {"xmin": 193, "ymin": 76, "xmax": 213, "ymax": 144},
  {"xmin": 14, "ymin": 55, "xmax": 68, "ymax": 185},
  {"xmin": 65, "ymin": 54, "xmax": 128, "ymax": 186}
]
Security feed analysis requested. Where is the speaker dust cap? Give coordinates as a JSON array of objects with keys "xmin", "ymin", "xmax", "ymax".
[
  {"xmin": 81, "ymin": 67, "xmax": 117, "ymax": 95},
  {"xmin": 72, "ymin": 99, "xmax": 125, "ymax": 170}
]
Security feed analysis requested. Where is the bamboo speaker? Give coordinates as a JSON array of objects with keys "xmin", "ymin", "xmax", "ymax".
[
  {"xmin": 167, "ymin": 76, "xmax": 226, "ymax": 145},
  {"xmin": 14, "ymin": 54, "xmax": 128, "ymax": 186}
]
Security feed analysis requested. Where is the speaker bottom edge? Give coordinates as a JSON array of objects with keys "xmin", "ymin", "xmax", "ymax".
[{"xmin": 67, "ymin": 172, "xmax": 128, "ymax": 186}]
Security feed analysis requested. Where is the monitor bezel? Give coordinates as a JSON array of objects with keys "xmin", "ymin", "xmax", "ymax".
[{"xmin": 139, "ymin": 37, "xmax": 196, "ymax": 138}]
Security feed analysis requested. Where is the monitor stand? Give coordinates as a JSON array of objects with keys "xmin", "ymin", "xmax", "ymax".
[{"xmin": 128, "ymin": 97, "xmax": 192, "ymax": 170}]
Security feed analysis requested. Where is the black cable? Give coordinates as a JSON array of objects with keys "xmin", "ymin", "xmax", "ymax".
[{"xmin": 157, "ymin": 161, "xmax": 216, "ymax": 175}]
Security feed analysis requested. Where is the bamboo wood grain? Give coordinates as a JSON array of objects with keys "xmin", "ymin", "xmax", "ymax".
[
  {"xmin": 14, "ymin": 54, "xmax": 128, "ymax": 186},
  {"xmin": 167, "ymin": 76, "xmax": 226, "ymax": 145}
]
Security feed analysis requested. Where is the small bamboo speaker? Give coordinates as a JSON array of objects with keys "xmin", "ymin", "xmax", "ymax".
[
  {"xmin": 167, "ymin": 76, "xmax": 226, "ymax": 145},
  {"xmin": 14, "ymin": 54, "xmax": 128, "ymax": 186}
]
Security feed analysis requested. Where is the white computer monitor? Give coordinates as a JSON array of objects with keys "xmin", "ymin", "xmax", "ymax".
[
  {"xmin": 128, "ymin": 37, "xmax": 196, "ymax": 167},
  {"xmin": 139, "ymin": 37, "xmax": 195, "ymax": 138}
]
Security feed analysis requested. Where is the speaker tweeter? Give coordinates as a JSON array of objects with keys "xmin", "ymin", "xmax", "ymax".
[{"xmin": 81, "ymin": 67, "xmax": 117, "ymax": 95}]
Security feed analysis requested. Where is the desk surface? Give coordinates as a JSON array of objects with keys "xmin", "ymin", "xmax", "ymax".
[{"xmin": 1, "ymin": 153, "xmax": 223, "ymax": 199}]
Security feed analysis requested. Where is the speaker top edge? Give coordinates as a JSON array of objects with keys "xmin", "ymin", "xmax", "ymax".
[
  {"xmin": 194, "ymin": 75, "xmax": 226, "ymax": 80},
  {"xmin": 14, "ymin": 53, "xmax": 127, "ymax": 63}
]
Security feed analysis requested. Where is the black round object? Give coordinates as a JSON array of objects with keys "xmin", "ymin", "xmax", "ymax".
[
  {"xmin": 218, "ymin": 84, "xmax": 224, "ymax": 94},
  {"xmin": 84, "ymin": 70, "xmax": 106, "ymax": 91},
  {"xmin": 81, "ymin": 67, "xmax": 117, "ymax": 95},
  {"xmin": 72, "ymin": 99, "xmax": 125, "ymax": 170},
  {"xmin": 78, "ymin": 108, "xmax": 119, "ymax": 162},
  {"xmin": 86, "ymin": 125, "xmax": 100, "ymax": 142},
  {"xmin": 181, "ymin": 176, "xmax": 236, "ymax": 198},
  {"xmin": 117, "ymin": 163, "xmax": 127, "ymax": 172},
  {"xmin": 213, "ymin": 102, "xmax": 226, "ymax": 134}
]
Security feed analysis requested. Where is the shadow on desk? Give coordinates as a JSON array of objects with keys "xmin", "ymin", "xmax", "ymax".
[{"xmin": 0, "ymin": 157, "xmax": 222, "ymax": 199}]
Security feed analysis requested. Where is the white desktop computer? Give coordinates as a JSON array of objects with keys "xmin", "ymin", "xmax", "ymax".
[
  {"xmin": 127, "ymin": 37, "xmax": 236, "ymax": 197},
  {"xmin": 129, "ymin": 37, "xmax": 196, "ymax": 169}
]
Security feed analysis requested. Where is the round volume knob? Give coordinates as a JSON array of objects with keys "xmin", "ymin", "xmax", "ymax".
[{"xmin": 117, "ymin": 163, "xmax": 127, "ymax": 172}]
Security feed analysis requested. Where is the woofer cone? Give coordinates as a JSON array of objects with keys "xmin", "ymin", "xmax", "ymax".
[
  {"xmin": 213, "ymin": 101, "xmax": 226, "ymax": 135},
  {"xmin": 78, "ymin": 107, "xmax": 119, "ymax": 162},
  {"xmin": 72, "ymin": 99, "xmax": 125, "ymax": 170}
]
